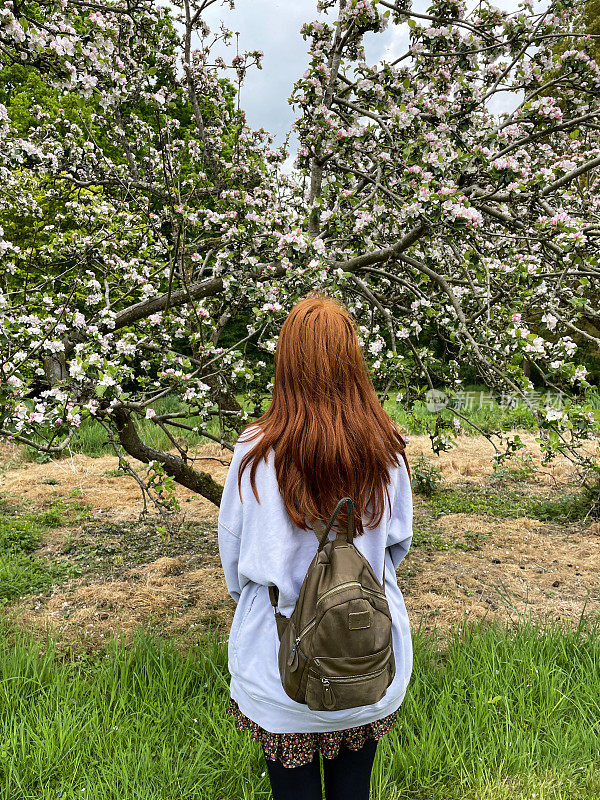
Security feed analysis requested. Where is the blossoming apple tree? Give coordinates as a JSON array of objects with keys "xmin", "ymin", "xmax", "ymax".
[{"xmin": 1, "ymin": 0, "xmax": 600, "ymax": 523}]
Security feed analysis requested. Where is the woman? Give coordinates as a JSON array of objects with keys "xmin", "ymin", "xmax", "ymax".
[{"xmin": 218, "ymin": 292, "xmax": 414, "ymax": 799}]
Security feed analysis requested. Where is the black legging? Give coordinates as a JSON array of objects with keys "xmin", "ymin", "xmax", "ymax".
[{"xmin": 263, "ymin": 738, "xmax": 378, "ymax": 800}]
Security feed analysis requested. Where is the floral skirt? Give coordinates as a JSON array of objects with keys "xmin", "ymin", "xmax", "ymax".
[{"xmin": 227, "ymin": 696, "xmax": 399, "ymax": 769}]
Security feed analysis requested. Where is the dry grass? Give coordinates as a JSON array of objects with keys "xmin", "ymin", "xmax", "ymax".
[
  {"xmin": 407, "ymin": 429, "xmax": 599, "ymax": 486},
  {"xmin": 2, "ymin": 434, "xmax": 600, "ymax": 648},
  {"xmin": 402, "ymin": 512, "xmax": 600, "ymax": 636},
  {"xmin": 0, "ymin": 442, "xmax": 231, "ymax": 524},
  {"xmin": 8, "ymin": 557, "xmax": 234, "ymax": 649}
]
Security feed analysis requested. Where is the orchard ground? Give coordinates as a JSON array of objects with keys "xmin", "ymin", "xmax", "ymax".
[
  {"xmin": 1, "ymin": 431, "xmax": 599, "ymax": 647},
  {"xmin": 1, "ymin": 432, "xmax": 600, "ymax": 799}
]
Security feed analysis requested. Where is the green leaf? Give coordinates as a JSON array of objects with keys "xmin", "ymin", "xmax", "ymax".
[{"xmin": 487, "ymin": 695, "xmax": 504, "ymax": 704}]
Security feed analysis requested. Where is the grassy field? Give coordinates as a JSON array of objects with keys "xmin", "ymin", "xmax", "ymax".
[
  {"xmin": 0, "ymin": 613, "xmax": 598, "ymax": 800},
  {"xmin": 1, "ymin": 388, "xmax": 600, "ymax": 799},
  {"xmin": 18, "ymin": 384, "xmax": 600, "ymax": 462}
]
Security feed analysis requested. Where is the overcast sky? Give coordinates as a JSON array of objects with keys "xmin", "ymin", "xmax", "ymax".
[{"xmin": 198, "ymin": 0, "xmax": 524, "ymax": 154}]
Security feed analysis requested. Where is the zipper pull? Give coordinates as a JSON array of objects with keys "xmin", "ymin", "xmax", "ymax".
[
  {"xmin": 321, "ymin": 677, "xmax": 335, "ymax": 709},
  {"xmin": 287, "ymin": 637, "xmax": 301, "ymax": 669}
]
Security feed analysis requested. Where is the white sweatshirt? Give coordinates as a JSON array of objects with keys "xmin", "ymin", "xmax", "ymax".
[{"xmin": 217, "ymin": 424, "xmax": 414, "ymax": 733}]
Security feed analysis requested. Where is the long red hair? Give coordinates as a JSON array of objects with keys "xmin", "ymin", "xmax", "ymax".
[{"xmin": 236, "ymin": 292, "xmax": 411, "ymax": 535}]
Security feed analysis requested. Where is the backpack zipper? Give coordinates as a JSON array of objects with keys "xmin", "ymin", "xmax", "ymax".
[
  {"xmin": 288, "ymin": 617, "xmax": 317, "ymax": 665},
  {"xmin": 299, "ymin": 617, "xmax": 317, "ymax": 638},
  {"xmin": 363, "ymin": 585, "xmax": 386, "ymax": 600},
  {"xmin": 317, "ymin": 581, "xmax": 361, "ymax": 603},
  {"xmin": 315, "ymin": 662, "xmax": 390, "ymax": 707},
  {"xmin": 288, "ymin": 584, "xmax": 386, "ymax": 665},
  {"xmin": 313, "ymin": 660, "xmax": 389, "ymax": 682},
  {"xmin": 318, "ymin": 582, "xmax": 386, "ymax": 604}
]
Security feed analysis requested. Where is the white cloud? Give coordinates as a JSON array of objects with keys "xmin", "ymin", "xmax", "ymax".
[
  {"xmin": 201, "ymin": 0, "xmax": 320, "ymax": 146},
  {"xmin": 189, "ymin": 0, "xmax": 527, "ymax": 153}
]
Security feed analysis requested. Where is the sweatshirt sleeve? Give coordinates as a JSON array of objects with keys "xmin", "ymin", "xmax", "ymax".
[
  {"xmin": 217, "ymin": 447, "xmax": 244, "ymax": 604},
  {"xmin": 386, "ymin": 453, "xmax": 413, "ymax": 571}
]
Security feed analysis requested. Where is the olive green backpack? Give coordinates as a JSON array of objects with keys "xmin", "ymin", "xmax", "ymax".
[{"xmin": 269, "ymin": 497, "xmax": 395, "ymax": 711}]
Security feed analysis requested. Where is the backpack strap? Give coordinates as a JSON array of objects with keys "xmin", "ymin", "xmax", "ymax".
[
  {"xmin": 311, "ymin": 515, "xmax": 329, "ymax": 548},
  {"xmin": 268, "ymin": 511, "xmax": 331, "ymax": 639},
  {"xmin": 268, "ymin": 584, "xmax": 289, "ymax": 640},
  {"xmin": 321, "ymin": 498, "xmax": 354, "ymax": 547},
  {"xmin": 269, "ymin": 505, "xmax": 388, "ymax": 637}
]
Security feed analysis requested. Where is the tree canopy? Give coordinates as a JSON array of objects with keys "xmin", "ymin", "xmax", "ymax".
[{"xmin": 1, "ymin": 0, "xmax": 599, "ymax": 522}]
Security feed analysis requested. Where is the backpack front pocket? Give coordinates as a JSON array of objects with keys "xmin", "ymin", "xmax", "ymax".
[{"xmin": 305, "ymin": 644, "xmax": 394, "ymax": 711}]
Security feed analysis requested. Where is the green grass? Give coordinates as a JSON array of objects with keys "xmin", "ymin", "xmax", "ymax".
[
  {"xmin": 411, "ymin": 523, "xmax": 488, "ymax": 552},
  {"xmin": 0, "ymin": 498, "xmax": 85, "ymax": 604},
  {"xmin": 21, "ymin": 392, "xmax": 256, "ymax": 461},
  {"xmin": 11, "ymin": 383, "xmax": 600, "ymax": 461},
  {"xmin": 426, "ymin": 484, "xmax": 598, "ymax": 523},
  {"xmin": 0, "ymin": 613, "xmax": 598, "ymax": 799},
  {"xmin": 384, "ymin": 384, "xmax": 545, "ymax": 436},
  {"xmin": 16, "ymin": 384, "xmax": 560, "ymax": 460}
]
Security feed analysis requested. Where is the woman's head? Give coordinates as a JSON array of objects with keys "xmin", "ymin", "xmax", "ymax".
[
  {"xmin": 272, "ymin": 294, "xmax": 369, "ymax": 412},
  {"xmin": 237, "ymin": 291, "xmax": 410, "ymax": 534}
]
